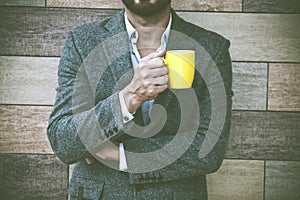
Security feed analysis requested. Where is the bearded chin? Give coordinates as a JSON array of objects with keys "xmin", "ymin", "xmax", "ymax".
[{"xmin": 122, "ymin": 0, "xmax": 171, "ymax": 16}]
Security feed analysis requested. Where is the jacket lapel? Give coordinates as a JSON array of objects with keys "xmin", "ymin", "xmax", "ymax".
[{"xmin": 102, "ymin": 10, "xmax": 134, "ymax": 88}]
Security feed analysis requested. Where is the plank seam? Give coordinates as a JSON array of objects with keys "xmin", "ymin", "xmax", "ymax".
[
  {"xmin": 266, "ymin": 62, "xmax": 269, "ymax": 111},
  {"xmin": 263, "ymin": 160, "xmax": 266, "ymax": 200}
]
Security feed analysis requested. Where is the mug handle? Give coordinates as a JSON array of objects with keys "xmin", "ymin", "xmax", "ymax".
[{"xmin": 162, "ymin": 58, "xmax": 168, "ymax": 65}]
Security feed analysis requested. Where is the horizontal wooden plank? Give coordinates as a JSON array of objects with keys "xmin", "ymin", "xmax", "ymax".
[
  {"xmin": 265, "ymin": 161, "xmax": 300, "ymax": 200},
  {"xmin": 268, "ymin": 63, "xmax": 300, "ymax": 111},
  {"xmin": 0, "ymin": 0, "xmax": 45, "ymax": 7},
  {"xmin": 1, "ymin": 105, "xmax": 299, "ymax": 161},
  {"xmin": 1, "ymin": 56, "xmax": 267, "ymax": 110},
  {"xmin": 178, "ymin": 12, "xmax": 300, "ymax": 62},
  {"xmin": 46, "ymin": 0, "xmax": 242, "ymax": 12},
  {"xmin": 232, "ymin": 62, "xmax": 267, "ymax": 110},
  {"xmin": 243, "ymin": 0, "xmax": 300, "ymax": 13},
  {"xmin": 0, "ymin": 154, "xmax": 68, "ymax": 200},
  {"xmin": 207, "ymin": 159, "xmax": 264, "ymax": 200},
  {"xmin": 0, "ymin": 105, "xmax": 53, "ymax": 154},
  {"xmin": 1, "ymin": 7, "xmax": 299, "ymax": 63},
  {"xmin": 46, "ymin": 0, "xmax": 123, "ymax": 9},
  {"xmin": 226, "ymin": 111, "xmax": 300, "ymax": 161},
  {"xmin": 0, "ymin": 6, "xmax": 119, "ymax": 56},
  {"xmin": 0, "ymin": 56, "xmax": 59, "ymax": 105},
  {"xmin": 172, "ymin": 0, "xmax": 242, "ymax": 11}
]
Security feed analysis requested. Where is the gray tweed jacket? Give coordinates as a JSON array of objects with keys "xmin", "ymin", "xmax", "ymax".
[{"xmin": 47, "ymin": 9, "xmax": 233, "ymax": 200}]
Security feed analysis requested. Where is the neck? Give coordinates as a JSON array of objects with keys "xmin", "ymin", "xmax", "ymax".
[{"xmin": 125, "ymin": 6, "xmax": 171, "ymax": 57}]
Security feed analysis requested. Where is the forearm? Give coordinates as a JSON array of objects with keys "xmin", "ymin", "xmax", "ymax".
[
  {"xmin": 47, "ymin": 92, "xmax": 125, "ymax": 164},
  {"xmin": 47, "ymin": 30, "xmax": 129, "ymax": 164}
]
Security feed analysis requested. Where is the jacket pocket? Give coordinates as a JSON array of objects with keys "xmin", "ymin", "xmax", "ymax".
[{"xmin": 68, "ymin": 176, "xmax": 104, "ymax": 200}]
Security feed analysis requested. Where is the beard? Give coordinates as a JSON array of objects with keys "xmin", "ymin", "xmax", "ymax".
[{"xmin": 122, "ymin": 0, "xmax": 171, "ymax": 16}]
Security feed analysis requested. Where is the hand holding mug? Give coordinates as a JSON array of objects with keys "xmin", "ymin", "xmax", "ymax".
[{"xmin": 122, "ymin": 50, "xmax": 169, "ymax": 113}]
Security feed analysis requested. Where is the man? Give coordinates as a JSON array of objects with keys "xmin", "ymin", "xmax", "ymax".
[{"xmin": 47, "ymin": 0, "xmax": 233, "ymax": 199}]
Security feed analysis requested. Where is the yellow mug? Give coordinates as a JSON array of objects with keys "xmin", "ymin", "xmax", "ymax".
[{"xmin": 163, "ymin": 50, "xmax": 195, "ymax": 89}]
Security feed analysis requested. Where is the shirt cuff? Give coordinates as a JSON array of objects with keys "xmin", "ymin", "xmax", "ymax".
[
  {"xmin": 119, "ymin": 90, "xmax": 135, "ymax": 124},
  {"xmin": 119, "ymin": 143, "xmax": 128, "ymax": 172}
]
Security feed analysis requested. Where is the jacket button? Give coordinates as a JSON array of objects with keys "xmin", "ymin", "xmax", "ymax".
[
  {"xmin": 103, "ymin": 129, "xmax": 109, "ymax": 137},
  {"xmin": 135, "ymin": 184, "xmax": 144, "ymax": 192},
  {"xmin": 141, "ymin": 173, "xmax": 148, "ymax": 181},
  {"xmin": 108, "ymin": 130, "xmax": 113, "ymax": 136},
  {"xmin": 145, "ymin": 175, "xmax": 151, "ymax": 181},
  {"xmin": 138, "ymin": 176, "xmax": 143, "ymax": 182},
  {"xmin": 113, "ymin": 125, "xmax": 118, "ymax": 132},
  {"xmin": 158, "ymin": 173, "xmax": 163, "ymax": 181},
  {"xmin": 151, "ymin": 176, "xmax": 156, "ymax": 181}
]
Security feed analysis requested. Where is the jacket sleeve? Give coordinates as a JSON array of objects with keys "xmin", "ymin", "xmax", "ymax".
[
  {"xmin": 123, "ymin": 39, "xmax": 233, "ymax": 184},
  {"xmin": 47, "ymin": 31, "xmax": 126, "ymax": 164}
]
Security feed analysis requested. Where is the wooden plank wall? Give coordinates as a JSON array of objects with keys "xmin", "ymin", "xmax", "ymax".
[{"xmin": 0, "ymin": 0, "xmax": 299, "ymax": 199}]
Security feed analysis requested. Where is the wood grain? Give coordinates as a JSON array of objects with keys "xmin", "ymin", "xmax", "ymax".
[
  {"xmin": 0, "ymin": 6, "xmax": 119, "ymax": 56},
  {"xmin": 46, "ymin": 0, "xmax": 242, "ymax": 12},
  {"xmin": 178, "ymin": 12, "xmax": 300, "ymax": 62},
  {"xmin": 0, "ymin": 105, "xmax": 53, "ymax": 154},
  {"xmin": 268, "ymin": 63, "xmax": 300, "ymax": 111},
  {"xmin": 265, "ymin": 161, "xmax": 300, "ymax": 200},
  {"xmin": 172, "ymin": 0, "xmax": 242, "ymax": 11},
  {"xmin": 46, "ymin": 0, "xmax": 124, "ymax": 9},
  {"xmin": 243, "ymin": 0, "xmax": 300, "ymax": 13},
  {"xmin": 0, "ymin": 0, "xmax": 45, "ymax": 7},
  {"xmin": 226, "ymin": 111, "xmax": 300, "ymax": 161},
  {"xmin": 1, "ymin": 105, "xmax": 299, "ymax": 161},
  {"xmin": 0, "ymin": 154, "xmax": 68, "ymax": 200},
  {"xmin": 207, "ymin": 159, "xmax": 264, "ymax": 200},
  {"xmin": 232, "ymin": 62, "xmax": 267, "ymax": 110},
  {"xmin": 1, "ymin": 56, "xmax": 269, "ymax": 110},
  {"xmin": 0, "ymin": 56, "xmax": 59, "ymax": 105},
  {"xmin": 1, "ymin": 7, "xmax": 299, "ymax": 63}
]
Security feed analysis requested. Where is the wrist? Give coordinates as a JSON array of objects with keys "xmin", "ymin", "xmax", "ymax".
[{"xmin": 122, "ymin": 85, "xmax": 142, "ymax": 113}]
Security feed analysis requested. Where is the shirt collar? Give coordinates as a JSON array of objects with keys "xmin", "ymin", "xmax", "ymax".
[{"xmin": 124, "ymin": 12, "xmax": 172, "ymax": 45}]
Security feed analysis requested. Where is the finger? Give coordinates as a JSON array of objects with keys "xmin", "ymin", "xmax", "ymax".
[
  {"xmin": 148, "ymin": 57, "xmax": 167, "ymax": 69},
  {"xmin": 144, "ymin": 85, "xmax": 167, "ymax": 99},
  {"xmin": 151, "ymin": 66, "xmax": 168, "ymax": 77},
  {"xmin": 151, "ymin": 75, "xmax": 168, "ymax": 86},
  {"xmin": 140, "ymin": 57, "xmax": 166, "ymax": 71},
  {"xmin": 140, "ymin": 50, "xmax": 166, "ymax": 62},
  {"xmin": 136, "ymin": 58, "xmax": 166, "ymax": 74},
  {"xmin": 154, "ymin": 85, "xmax": 168, "ymax": 93}
]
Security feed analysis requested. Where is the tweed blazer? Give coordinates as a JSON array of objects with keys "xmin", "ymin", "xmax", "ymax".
[{"xmin": 47, "ymin": 9, "xmax": 233, "ymax": 200}]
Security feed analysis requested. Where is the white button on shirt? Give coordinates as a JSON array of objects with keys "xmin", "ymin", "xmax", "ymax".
[{"xmin": 118, "ymin": 12, "xmax": 172, "ymax": 171}]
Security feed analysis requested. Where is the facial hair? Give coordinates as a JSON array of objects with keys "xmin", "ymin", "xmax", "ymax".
[{"xmin": 122, "ymin": 0, "xmax": 171, "ymax": 17}]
